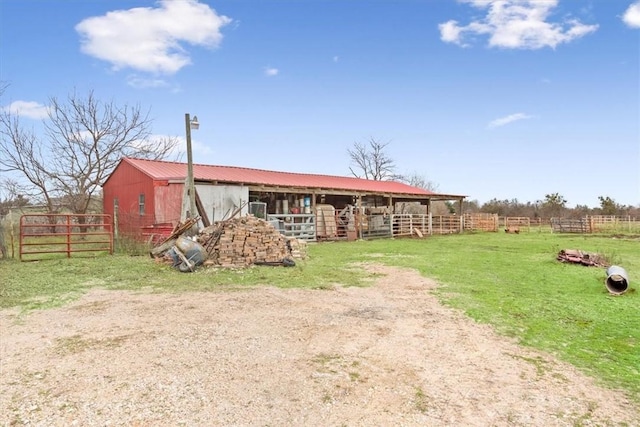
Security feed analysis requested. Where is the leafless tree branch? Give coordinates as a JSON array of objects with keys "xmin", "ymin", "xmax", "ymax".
[
  {"xmin": 0, "ymin": 89, "xmax": 179, "ymax": 215},
  {"xmin": 348, "ymin": 138, "xmax": 396, "ymax": 181}
]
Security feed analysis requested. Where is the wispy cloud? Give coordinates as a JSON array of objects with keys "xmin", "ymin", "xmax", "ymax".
[
  {"xmin": 333, "ymin": 56, "xmax": 340, "ymax": 62},
  {"xmin": 487, "ymin": 113, "xmax": 534, "ymax": 129},
  {"xmin": 439, "ymin": 0, "xmax": 598, "ymax": 49},
  {"xmin": 264, "ymin": 67, "xmax": 279, "ymax": 77},
  {"xmin": 126, "ymin": 75, "xmax": 170, "ymax": 89},
  {"xmin": 2, "ymin": 100, "xmax": 50, "ymax": 119},
  {"xmin": 623, "ymin": 1, "xmax": 640, "ymax": 28},
  {"xmin": 75, "ymin": 0, "xmax": 232, "ymax": 75},
  {"xmin": 172, "ymin": 136, "xmax": 214, "ymax": 156}
]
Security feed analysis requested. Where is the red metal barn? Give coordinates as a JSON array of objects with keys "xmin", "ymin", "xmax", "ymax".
[
  {"xmin": 102, "ymin": 158, "xmax": 185, "ymax": 240},
  {"xmin": 103, "ymin": 157, "xmax": 466, "ymax": 241}
]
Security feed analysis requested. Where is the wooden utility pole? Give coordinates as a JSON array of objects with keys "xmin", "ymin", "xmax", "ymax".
[{"xmin": 185, "ymin": 113, "xmax": 197, "ymax": 220}]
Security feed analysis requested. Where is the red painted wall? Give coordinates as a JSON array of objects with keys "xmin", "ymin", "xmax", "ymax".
[
  {"xmin": 154, "ymin": 181, "xmax": 184, "ymax": 224},
  {"xmin": 103, "ymin": 160, "xmax": 157, "ymax": 237}
]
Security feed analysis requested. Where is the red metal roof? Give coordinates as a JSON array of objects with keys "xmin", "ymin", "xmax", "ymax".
[{"xmin": 121, "ymin": 157, "xmax": 463, "ymax": 198}]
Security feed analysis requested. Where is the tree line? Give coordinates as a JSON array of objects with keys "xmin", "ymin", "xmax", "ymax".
[
  {"xmin": 462, "ymin": 195, "xmax": 639, "ymax": 219},
  {"xmin": 348, "ymin": 139, "xmax": 638, "ymax": 218}
]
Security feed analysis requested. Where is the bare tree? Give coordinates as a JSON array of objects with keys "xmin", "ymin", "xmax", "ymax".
[
  {"xmin": 0, "ymin": 80, "xmax": 8, "ymax": 258},
  {"xmin": 398, "ymin": 171, "xmax": 439, "ymax": 192},
  {"xmin": 348, "ymin": 138, "xmax": 396, "ymax": 180},
  {"xmin": 0, "ymin": 113, "xmax": 58, "ymax": 212},
  {"xmin": 0, "ymin": 178, "xmax": 29, "ymax": 257},
  {"xmin": 0, "ymin": 178, "xmax": 30, "ymax": 213},
  {"xmin": 0, "ymin": 90, "xmax": 179, "ymax": 215}
]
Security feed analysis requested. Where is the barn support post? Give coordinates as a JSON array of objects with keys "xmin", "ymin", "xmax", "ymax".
[
  {"xmin": 458, "ymin": 198, "xmax": 464, "ymax": 233},
  {"xmin": 388, "ymin": 196, "xmax": 393, "ymax": 237},
  {"xmin": 357, "ymin": 195, "xmax": 363, "ymax": 240},
  {"xmin": 426, "ymin": 199, "xmax": 433, "ymax": 235}
]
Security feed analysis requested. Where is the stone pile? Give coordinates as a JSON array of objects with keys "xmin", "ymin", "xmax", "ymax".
[{"xmin": 197, "ymin": 215, "xmax": 307, "ymax": 268}]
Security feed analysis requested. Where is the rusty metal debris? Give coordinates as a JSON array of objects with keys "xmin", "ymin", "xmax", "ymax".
[
  {"xmin": 167, "ymin": 236, "xmax": 207, "ymax": 272},
  {"xmin": 556, "ymin": 249, "xmax": 609, "ymax": 267},
  {"xmin": 150, "ymin": 216, "xmax": 200, "ymax": 258}
]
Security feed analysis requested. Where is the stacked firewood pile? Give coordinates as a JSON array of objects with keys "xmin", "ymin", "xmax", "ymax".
[{"xmin": 197, "ymin": 216, "xmax": 307, "ymax": 267}]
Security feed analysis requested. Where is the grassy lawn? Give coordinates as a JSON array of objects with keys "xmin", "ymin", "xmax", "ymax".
[{"xmin": 1, "ymin": 231, "xmax": 638, "ymax": 401}]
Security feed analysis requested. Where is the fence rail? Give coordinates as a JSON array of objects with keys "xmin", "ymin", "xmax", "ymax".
[
  {"xmin": 464, "ymin": 213, "xmax": 498, "ymax": 232},
  {"xmin": 551, "ymin": 218, "xmax": 591, "ymax": 234},
  {"xmin": 431, "ymin": 215, "xmax": 462, "ymax": 234},
  {"xmin": 20, "ymin": 214, "xmax": 113, "ymax": 261},
  {"xmin": 505, "ymin": 217, "xmax": 531, "ymax": 232},
  {"xmin": 392, "ymin": 214, "xmax": 429, "ymax": 237},
  {"xmin": 267, "ymin": 214, "xmax": 316, "ymax": 241},
  {"xmin": 588, "ymin": 215, "xmax": 640, "ymax": 233},
  {"xmin": 264, "ymin": 212, "xmax": 638, "ymax": 240}
]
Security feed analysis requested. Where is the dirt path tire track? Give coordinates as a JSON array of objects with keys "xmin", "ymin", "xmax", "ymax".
[{"xmin": 1, "ymin": 264, "xmax": 638, "ymax": 426}]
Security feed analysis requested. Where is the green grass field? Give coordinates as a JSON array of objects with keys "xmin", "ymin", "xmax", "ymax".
[{"xmin": 1, "ymin": 231, "xmax": 638, "ymax": 401}]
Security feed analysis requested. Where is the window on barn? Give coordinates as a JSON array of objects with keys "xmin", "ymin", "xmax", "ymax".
[{"xmin": 138, "ymin": 194, "xmax": 145, "ymax": 216}]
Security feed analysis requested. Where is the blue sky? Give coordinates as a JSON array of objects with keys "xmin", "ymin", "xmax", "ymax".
[{"xmin": 1, "ymin": 0, "xmax": 639, "ymax": 208}]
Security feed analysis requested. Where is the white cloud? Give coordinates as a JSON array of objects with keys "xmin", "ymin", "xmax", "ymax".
[
  {"xmin": 126, "ymin": 75, "xmax": 170, "ymax": 89},
  {"xmin": 172, "ymin": 136, "xmax": 214, "ymax": 156},
  {"xmin": 487, "ymin": 113, "xmax": 534, "ymax": 129},
  {"xmin": 439, "ymin": 0, "xmax": 598, "ymax": 49},
  {"xmin": 192, "ymin": 138, "xmax": 214, "ymax": 156},
  {"xmin": 75, "ymin": 0, "xmax": 232, "ymax": 74},
  {"xmin": 623, "ymin": 1, "xmax": 640, "ymax": 28},
  {"xmin": 438, "ymin": 20, "xmax": 467, "ymax": 45},
  {"xmin": 333, "ymin": 56, "xmax": 340, "ymax": 62},
  {"xmin": 264, "ymin": 67, "xmax": 279, "ymax": 76},
  {"xmin": 2, "ymin": 101, "xmax": 50, "ymax": 119}
]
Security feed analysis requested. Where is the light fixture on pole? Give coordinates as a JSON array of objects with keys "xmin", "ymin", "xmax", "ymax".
[{"xmin": 185, "ymin": 113, "xmax": 199, "ymax": 220}]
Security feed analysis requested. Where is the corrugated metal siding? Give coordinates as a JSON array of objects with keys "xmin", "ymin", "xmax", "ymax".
[
  {"xmin": 197, "ymin": 184, "xmax": 249, "ymax": 223},
  {"xmin": 154, "ymin": 183, "xmax": 183, "ymax": 224},
  {"xmin": 123, "ymin": 157, "xmax": 443, "ymax": 197}
]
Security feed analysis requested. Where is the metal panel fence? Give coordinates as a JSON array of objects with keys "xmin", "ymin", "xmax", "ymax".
[
  {"xmin": 431, "ymin": 215, "xmax": 462, "ymax": 234},
  {"xmin": 550, "ymin": 218, "xmax": 591, "ymax": 233},
  {"xmin": 266, "ymin": 212, "xmax": 480, "ymax": 240},
  {"xmin": 20, "ymin": 214, "xmax": 113, "ymax": 261},
  {"xmin": 267, "ymin": 214, "xmax": 316, "ymax": 241},
  {"xmin": 361, "ymin": 214, "xmax": 392, "ymax": 239},
  {"xmin": 463, "ymin": 213, "xmax": 498, "ymax": 232},
  {"xmin": 588, "ymin": 215, "xmax": 640, "ymax": 233},
  {"xmin": 505, "ymin": 217, "xmax": 531, "ymax": 232},
  {"xmin": 392, "ymin": 214, "xmax": 428, "ymax": 237}
]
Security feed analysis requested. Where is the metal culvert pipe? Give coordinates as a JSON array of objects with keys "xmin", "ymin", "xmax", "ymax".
[{"xmin": 605, "ymin": 266, "xmax": 629, "ymax": 295}]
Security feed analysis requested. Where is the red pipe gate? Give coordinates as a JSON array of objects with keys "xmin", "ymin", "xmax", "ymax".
[{"xmin": 20, "ymin": 214, "xmax": 113, "ymax": 261}]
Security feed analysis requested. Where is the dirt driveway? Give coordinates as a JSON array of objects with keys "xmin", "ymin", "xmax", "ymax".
[{"xmin": 1, "ymin": 264, "xmax": 639, "ymax": 426}]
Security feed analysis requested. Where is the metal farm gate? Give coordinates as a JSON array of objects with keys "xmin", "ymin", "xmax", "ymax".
[{"xmin": 20, "ymin": 214, "xmax": 113, "ymax": 261}]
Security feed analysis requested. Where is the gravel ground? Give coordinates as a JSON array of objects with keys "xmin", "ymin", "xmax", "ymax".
[{"xmin": 1, "ymin": 264, "xmax": 639, "ymax": 426}]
